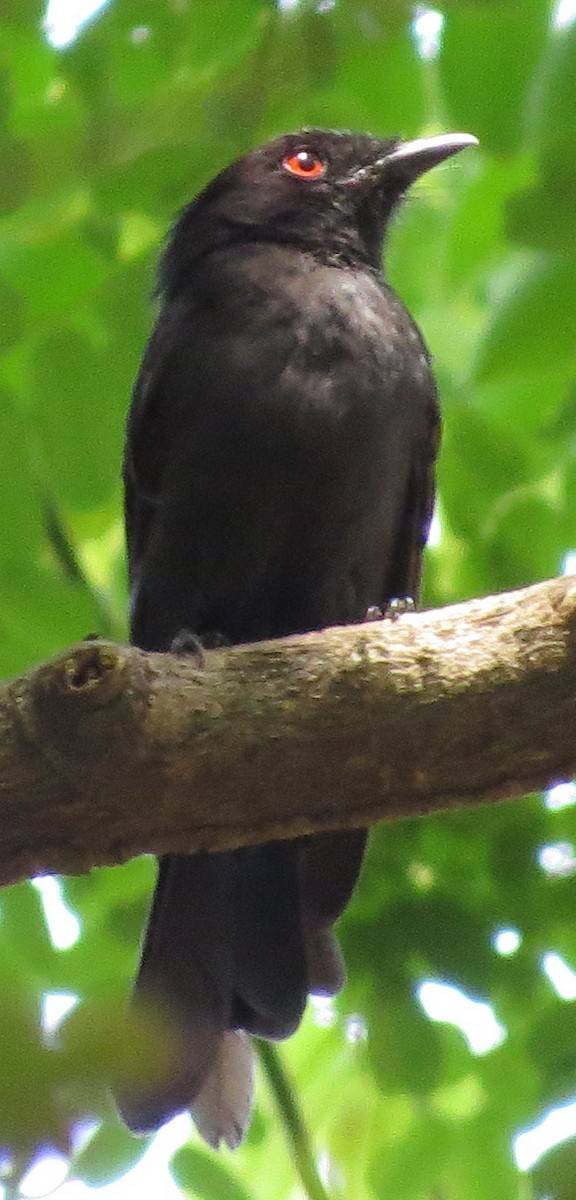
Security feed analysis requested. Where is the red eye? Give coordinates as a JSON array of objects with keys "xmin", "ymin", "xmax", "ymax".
[{"xmin": 282, "ymin": 150, "xmax": 326, "ymax": 179}]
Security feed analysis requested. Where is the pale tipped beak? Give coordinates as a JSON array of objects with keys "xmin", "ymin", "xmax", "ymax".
[
  {"xmin": 384, "ymin": 132, "xmax": 479, "ymax": 181},
  {"xmin": 350, "ymin": 132, "xmax": 478, "ymax": 189}
]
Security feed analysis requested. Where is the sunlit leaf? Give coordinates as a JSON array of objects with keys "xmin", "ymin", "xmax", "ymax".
[
  {"xmin": 439, "ymin": 1, "xmax": 549, "ymax": 155},
  {"xmin": 170, "ymin": 1145, "xmax": 253, "ymax": 1200},
  {"xmin": 71, "ymin": 1118, "xmax": 149, "ymax": 1187}
]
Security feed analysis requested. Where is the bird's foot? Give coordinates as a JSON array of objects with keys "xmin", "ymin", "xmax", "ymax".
[
  {"xmin": 203, "ymin": 631, "xmax": 231, "ymax": 650},
  {"xmin": 363, "ymin": 597, "xmax": 416, "ymax": 623},
  {"xmin": 170, "ymin": 628, "xmax": 206, "ymax": 668},
  {"xmin": 170, "ymin": 628, "xmax": 231, "ymax": 665},
  {"xmin": 384, "ymin": 596, "xmax": 416, "ymax": 621}
]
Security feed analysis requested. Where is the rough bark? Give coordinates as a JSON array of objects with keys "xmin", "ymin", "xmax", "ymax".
[{"xmin": 1, "ymin": 574, "xmax": 575, "ymax": 887}]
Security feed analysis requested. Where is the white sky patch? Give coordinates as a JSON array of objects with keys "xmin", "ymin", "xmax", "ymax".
[
  {"xmin": 130, "ymin": 25, "xmax": 151, "ymax": 44},
  {"xmin": 29, "ymin": 1115, "xmax": 189, "ymax": 1200},
  {"xmin": 346, "ymin": 1013, "xmax": 367, "ymax": 1043},
  {"xmin": 562, "ymin": 549, "xmax": 576, "ymax": 575},
  {"xmin": 318, "ymin": 1148, "xmax": 343, "ymax": 1193},
  {"xmin": 515, "ymin": 1096, "xmax": 576, "ymax": 1171},
  {"xmin": 427, "ymin": 507, "xmax": 442, "ymax": 547},
  {"xmin": 542, "ymin": 953, "xmax": 576, "ymax": 1001},
  {"xmin": 493, "ymin": 928, "xmax": 522, "ymax": 957},
  {"xmin": 21, "ymin": 1154, "xmax": 69, "ymax": 1198},
  {"xmin": 417, "ymin": 980, "xmax": 506, "ymax": 1054},
  {"xmin": 413, "ymin": 7, "xmax": 444, "ymax": 59},
  {"xmin": 42, "ymin": 992, "xmax": 78, "ymax": 1038},
  {"xmin": 538, "ymin": 842, "xmax": 576, "ymax": 879},
  {"xmin": 32, "ymin": 876, "xmax": 81, "ymax": 950},
  {"xmin": 546, "ymin": 781, "xmax": 576, "ymax": 811},
  {"xmin": 553, "ymin": 0, "xmax": 576, "ymax": 29},
  {"xmin": 310, "ymin": 994, "xmax": 336, "ymax": 1027},
  {"xmin": 44, "ymin": 0, "xmax": 109, "ymax": 47}
]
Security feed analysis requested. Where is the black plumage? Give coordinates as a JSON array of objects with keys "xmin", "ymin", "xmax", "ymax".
[{"xmin": 116, "ymin": 128, "xmax": 476, "ymax": 1147}]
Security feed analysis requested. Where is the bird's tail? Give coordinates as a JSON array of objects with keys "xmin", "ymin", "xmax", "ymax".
[
  {"xmin": 114, "ymin": 843, "xmax": 307, "ymax": 1145},
  {"xmin": 114, "ymin": 832, "xmax": 366, "ymax": 1147},
  {"xmin": 114, "ymin": 853, "xmax": 234, "ymax": 1139},
  {"xmin": 191, "ymin": 1029, "xmax": 254, "ymax": 1150},
  {"xmin": 298, "ymin": 828, "xmax": 367, "ymax": 993}
]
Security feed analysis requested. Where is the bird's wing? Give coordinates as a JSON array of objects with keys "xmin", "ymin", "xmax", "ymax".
[
  {"xmin": 384, "ymin": 388, "xmax": 440, "ymax": 604},
  {"xmin": 119, "ymin": 291, "xmax": 310, "ymax": 1139},
  {"xmin": 123, "ymin": 300, "xmax": 192, "ymax": 591}
]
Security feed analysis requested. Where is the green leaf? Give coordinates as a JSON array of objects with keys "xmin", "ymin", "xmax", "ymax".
[
  {"xmin": 328, "ymin": 14, "xmax": 425, "ymax": 135},
  {"xmin": 368, "ymin": 1111, "xmax": 448, "ymax": 1200},
  {"xmin": 0, "ymin": 556, "xmax": 112, "ymax": 676},
  {"xmin": 531, "ymin": 1138, "xmax": 576, "ymax": 1200},
  {"xmin": 438, "ymin": 387, "xmax": 534, "ymax": 553},
  {"xmin": 30, "ymin": 329, "xmax": 125, "ymax": 509},
  {"xmin": 1, "ymin": 26, "xmax": 76, "ymax": 139},
  {"xmin": 439, "ymin": 1, "xmax": 549, "ymax": 155},
  {"xmin": 528, "ymin": 17, "xmax": 576, "ymax": 166},
  {"xmin": 72, "ymin": 1119, "xmax": 149, "ymax": 1187},
  {"xmin": 526, "ymin": 1001, "xmax": 576, "ymax": 1088},
  {"xmin": 170, "ymin": 1144, "xmax": 253, "ymax": 1200},
  {"xmin": 366, "ymin": 996, "xmax": 443, "ymax": 1095},
  {"xmin": 443, "ymin": 155, "xmax": 530, "ymax": 287},
  {"xmin": 473, "ymin": 253, "xmax": 576, "ymax": 380},
  {"xmin": 0, "ymin": 390, "xmax": 42, "ymax": 562},
  {"xmin": 506, "ymin": 180, "xmax": 576, "ymax": 253},
  {"xmin": 0, "ymin": 883, "xmax": 57, "ymax": 980},
  {"xmin": 483, "ymin": 490, "xmax": 571, "ymax": 589},
  {"xmin": 0, "ymin": 948, "xmax": 64, "ymax": 1152},
  {"xmin": 0, "ymin": 230, "xmax": 107, "ymax": 319},
  {"xmin": 0, "ymin": 135, "xmax": 31, "ymax": 213}
]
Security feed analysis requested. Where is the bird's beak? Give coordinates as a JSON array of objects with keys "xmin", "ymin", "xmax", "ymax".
[
  {"xmin": 349, "ymin": 132, "xmax": 478, "ymax": 189},
  {"xmin": 384, "ymin": 132, "xmax": 479, "ymax": 182}
]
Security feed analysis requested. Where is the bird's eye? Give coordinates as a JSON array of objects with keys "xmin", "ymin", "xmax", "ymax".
[{"xmin": 282, "ymin": 150, "xmax": 327, "ymax": 179}]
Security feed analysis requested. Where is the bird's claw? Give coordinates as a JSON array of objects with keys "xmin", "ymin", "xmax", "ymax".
[
  {"xmin": 363, "ymin": 598, "xmax": 416, "ymax": 623},
  {"xmin": 170, "ymin": 629, "xmax": 206, "ymax": 668},
  {"xmin": 384, "ymin": 596, "xmax": 416, "ymax": 621}
]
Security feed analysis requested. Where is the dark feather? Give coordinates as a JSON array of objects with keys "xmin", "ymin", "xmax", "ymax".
[{"xmin": 115, "ymin": 127, "xmax": 474, "ymax": 1146}]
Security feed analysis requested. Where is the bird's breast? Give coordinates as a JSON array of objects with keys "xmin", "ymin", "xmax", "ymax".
[{"xmin": 181, "ymin": 251, "xmax": 436, "ymax": 522}]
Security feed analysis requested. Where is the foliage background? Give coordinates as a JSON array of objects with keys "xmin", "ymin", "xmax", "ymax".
[{"xmin": 1, "ymin": 1, "xmax": 576, "ymax": 1197}]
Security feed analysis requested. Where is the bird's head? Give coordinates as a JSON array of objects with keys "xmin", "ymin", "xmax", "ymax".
[{"xmin": 161, "ymin": 128, "xmax": 477, "ymax": 292}]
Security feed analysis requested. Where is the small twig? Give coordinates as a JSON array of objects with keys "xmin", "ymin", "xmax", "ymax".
[
  {"xmin": 258, "ymin": 1042, "xmax": 331, "ymax": 1200},
  {"xmin": 41, "ymin": 495, "xmax": 121, "ymax": 640}
]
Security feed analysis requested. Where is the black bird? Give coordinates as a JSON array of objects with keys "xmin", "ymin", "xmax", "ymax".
[{"xmin": 116, "ymin": 127, "xmax": 477, "ymax": 1148}]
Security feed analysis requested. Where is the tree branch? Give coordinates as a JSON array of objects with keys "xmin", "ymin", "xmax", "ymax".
[{"xmin": 2, "ymin": 574, "xmax": 576, "ymax": 887}]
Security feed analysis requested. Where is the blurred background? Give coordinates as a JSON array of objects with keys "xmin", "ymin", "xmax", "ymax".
[{"xmin": 1, "ymin": 1, "xmax": 576, "ymax": 1198}]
